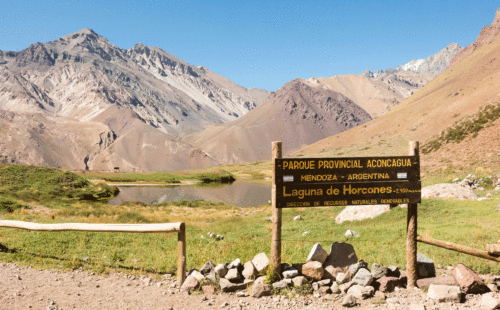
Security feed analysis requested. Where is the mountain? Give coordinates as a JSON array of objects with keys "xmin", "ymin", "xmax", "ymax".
[
  {"xmin": 296, "ymin": 8, "xmax": 500, "ymax": 174},
  {"xmin": 0, "ymin": 28, "xmax": 269, "ymax": 171},
  {"xmin": 188, "ymin": 44, "xmax": 462, "ymax": 165},
  {"xmin": 396, "ymin": 43, "xmax": 463, "ymax": 73}
]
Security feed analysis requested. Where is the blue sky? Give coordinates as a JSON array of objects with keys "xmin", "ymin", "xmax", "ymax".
[{"xmin": 1, "ymin": 1, "xmax": 499, "ymax": 91}]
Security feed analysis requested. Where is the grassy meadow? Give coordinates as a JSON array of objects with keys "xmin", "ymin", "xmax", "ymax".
[{"xmin": 0, "ymin": 163, "xmax": 499, "ymax": 279}]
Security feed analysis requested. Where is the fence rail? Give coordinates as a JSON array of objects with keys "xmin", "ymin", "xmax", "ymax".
[{"xmin": 0, "ymin": 220, "xmax": 186, "ymax": 285}]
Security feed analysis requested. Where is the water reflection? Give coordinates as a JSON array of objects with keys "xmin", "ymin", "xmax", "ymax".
[{"xmin": 108, "ymin": 181, "xmax": 271, "ymax": 208}]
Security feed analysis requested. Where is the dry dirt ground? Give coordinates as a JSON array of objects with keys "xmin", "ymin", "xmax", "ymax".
[{"xmin": 1, "ymin": 262, "xmax": 499, "ymax": 310}]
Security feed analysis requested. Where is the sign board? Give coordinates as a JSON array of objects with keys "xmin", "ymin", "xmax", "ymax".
[{"xmin": 275, "ymin": 156, "xmax": 421, "ymax": 208}]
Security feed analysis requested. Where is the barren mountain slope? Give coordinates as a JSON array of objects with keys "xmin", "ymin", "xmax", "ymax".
[
  {"xmin": 0, "ymin": 28, "xmax": 270, "ymax": 171},
  {"xmin": 297, "ymin": 8, "xmax": 500, "ymax": 173},
  {"xmin": 187, "ymin": 79, "xmax": 372, "ymax": 164}
]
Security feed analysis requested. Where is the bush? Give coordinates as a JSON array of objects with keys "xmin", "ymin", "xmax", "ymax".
[{"xmin": 0, "ymin": 197, "xmax": 29, "ymax": 213}]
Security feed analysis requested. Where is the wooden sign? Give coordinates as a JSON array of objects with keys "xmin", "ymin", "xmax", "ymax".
[{"xmin": 274, "ymin": 155, "xmax": 421, "ymax": 208}]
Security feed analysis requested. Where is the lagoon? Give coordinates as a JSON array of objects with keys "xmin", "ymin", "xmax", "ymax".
[{"xmin": 108, "ymin": 181, "xmax": 272, "ymax": 207}]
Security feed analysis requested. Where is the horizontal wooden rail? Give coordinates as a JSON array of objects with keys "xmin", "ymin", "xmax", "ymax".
[
  {"xmin": 417, "ymin": 235, "xmax": 500, "ymax": 263},
  {"xmin": 0, "ymin": 220, "xmax": 186, "ymax": 285}
]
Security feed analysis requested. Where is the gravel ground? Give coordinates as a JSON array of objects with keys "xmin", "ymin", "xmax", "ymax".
[{"xmin": 1, "ymin": 262, "xmax": 499, "ymax": 310}]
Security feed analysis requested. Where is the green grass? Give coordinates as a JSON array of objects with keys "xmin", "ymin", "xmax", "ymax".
[
  {"xmin": 81, "ymin": 169, "xmax": 236, "ymax": 184},
  {"xmin": 1, "ymin": 163, "xmax": 500, "ymax": 281}
]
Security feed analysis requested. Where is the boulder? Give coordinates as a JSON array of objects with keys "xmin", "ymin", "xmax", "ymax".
[
  {"xmin": 292, "ymin": 276, "xmax": 308, "ymax": 287},
  {"xmin": 342, "ymin": 294, "xmax": 358, "ymax": 307},
  {"xmin": 323, "ymin": 242, "xmax": 358, "ymax": 273},
  {"xmin": 331, "ymin": 282, "xmax": 341, "ymax": 294},
  {"xmin": 452, "ymin": 263, "xmax": 489, "ymax": 294},
  {"xmin": 371, "ymin": 263, "xmax": 389, "ymax": 279},
  {"xmin": 340, "ymin": 281, "xmax": 355, "ymax": 293},
  {"xmin": 220, "ymin": 278, "xmax": 249, "ymax": 292},
  {"xmin": 188, "ymin": 269, "xmax": 204, "ymax": 281},
  {"xmin": 481, "ymin": 293, "xmax": 500, "ymax": 310},
  {"xmin": 200, "ymin": 261, "xmax": 217, "ymax": 282},
  {"xmin": 387, "ymin": 265, "xmax": 401, "ymax": 278},
  {"xmin": 273, "ymin": 279, "xmax": 290, "ymax": 289},
  {"xmin": 336, "ymin": 272, "xmax": 351, "ymax": 284},
  {"xmin": 302, "ymin": 261, "xmax": 324, "ymax": 281},
  {"xmin": 487, "ymin": 244, "xmax": 500, "ymax": 256},
  {"xmin": 417, "ymin": 253, "xmax": 436, "ymax": 279},
  {"xmin": 252, "ymin": 253, "xmax": 270, "ymax": 275},
  {"xmin": 306, "ymin": 243, "xmax": 328, "ymax": 264},
  {"xmin": 348, "ymin": 260, "xmax": 368, "ymax": 275},
  {"xmin": 215, "ymin": 263, "xmax": 228, "ymax": 278},
  {"xmin": 376, "ymin": 276, "xmax": 401, "ymax": 293},
  {"xmin": 416, "ymin": 276, "xmax": 458, "ymax": 288},
  {"xmin": 225, "ymin": 268, "xmax": 241, "ymax": 282},
  {"xmin": 427, "ymin": 284, "xmax": 462, "ymax": 303},
  {"xmin": 335, "ymin": 205, "xmax": 391, "ymax": 224},
  {"xmin": 180, "ymin": 274, "xmax": 199, "ymax": 291},
  {"xmin": 347, "ymin": 285, "xmax": 375, "ymax": 299},
  {"xmin": 322, "ymin": 265, "xmax": 338, "ymax": 281},
  {"xmin": 228, "ymin": 258, "xmax": 241, "ymax": 269},
  {"xmin": 317, "ymin": 279, "xmax": 331, "ymax": 286},
  {"xmin": 251, "ymin": 283, "xmax": 273, "ymax": 298},
  {"xmin": 421, "ymin": 183, "xmax": 478, "ymax": 200},
  {"xmin": 283, "ymin": 267, "xmax": 299, "ymax": 279},
  {"xmin": 254, "ymin": 276, "xmax": 266, "ymax": 285},
  {"xmin": 352, "ymin": 268, "xmax": 373, "ymax": 287},
  {"xmin": 242, "ymin": 261, "xmax": 258, "ymax": 280},
  {"xmin": 318, "ymin": 286, "xmax": 332, "ymax": 295},
  {"xmin": 487, "ymin": 283, "xmax": 499, "ymax": 293}
]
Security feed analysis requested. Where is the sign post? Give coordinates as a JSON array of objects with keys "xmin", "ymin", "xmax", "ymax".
[{"xmin": 270, "ymin": 141, "xmax": 421, "ymax": 283}]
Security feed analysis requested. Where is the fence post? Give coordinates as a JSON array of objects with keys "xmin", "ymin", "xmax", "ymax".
[
  {"xmin": 271, "ymin": 141, "xmax": 282, "ymax": 278},
  {"xmin": 406, "ymin": 141, "xmax": 419, "ymax": 288},
  {"xmin": 177, "ymin": 222, "xmax": 186, "ymax": 286}
]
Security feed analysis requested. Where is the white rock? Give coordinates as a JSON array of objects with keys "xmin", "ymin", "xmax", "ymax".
[
  {"xmin": 335, "ymin": 205, "xmax": 391, "ymax": 224},
  {"xmin": 345, "ymin": 229, "xmax": 359, "ymax": 237},
  {"xmin": 306, "ymin": 243, "xmax": 328, "ymax": 264},
  {"xmin": 422, "ymin": 183, "xmax": 478, "ymax": 200},
  {"xmin": 252, "ymin": 253, "xmax": 269, "ymax": 276},
  {"xmin": 293, "ymin": 215, "xmax": 302, "ymax": 221},
  {"xmin": 481, "ymin": 293, "xmax": 500, "ymax": 310}
]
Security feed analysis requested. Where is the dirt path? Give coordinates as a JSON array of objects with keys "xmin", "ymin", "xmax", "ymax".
[{"xmin": 0, "ymin": 262, "xmax": 498, "ymax": 310}]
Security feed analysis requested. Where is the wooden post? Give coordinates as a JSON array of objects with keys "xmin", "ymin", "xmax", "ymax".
[
  {"xmin": 271, "ymin": 141, "xmax": 282, "ymax": 278},
  {"xmin": 177, "ymin": 222, "xmax": 186, "ymax": 286},
  {"xmin": 406, "ymin": 141, "xmax": 419, "ymax": 288}
]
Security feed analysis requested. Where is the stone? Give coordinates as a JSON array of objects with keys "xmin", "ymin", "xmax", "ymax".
[
  {"xmin": 317, "ymin": 279, "xmax": 331, "ymax": 286},
  {"xmin": 344, "ymin": 229, "xmax": 359, "ymax": 237},
  {"xmin": 323, "ymin": 242, "xmax": 358, "ymax": 273},
  {"xmin": 180, "ymin": 275, "xmax": 199, "ymax": 291},
  {"xmin": 342, "ymin": 294, "xmax": 358, "ymax": 307},
  {"xmin": 242, "ymin": 261, "xmax": 258, "ymax": 280},
  {"xmin": 306, "ymin": 243, "xmax": 328, "ymax": 264},
  {"xmin": 251, "ymin": 283, "xmax": 273, "ymax": 298},
  {"xmin": 254, "ymin": 276, "xmax": 266, "ymax": 285},
  {"xmin": 335, "ymin": 205, "xmax": 391, "ymax": 224},
  {"xmin": 188, "ymin": 269, "xmax": 205, "ymax": 281},
  {"xmin": 417, "ymin": 253, "xmax": 436, "ymax": 279},
  {"xmin": 421, "ymin": 183, "xmax": 478, "ymax": 200},
  {"xmin": 331, "ymin": 282, "xmax": 341, "ymax": 294},
  {"xmin": 374, "ymin": 290, "xmax": 385, "ymax": 300},
  {"xmin": 302, "ymin": 261, "xmax": 324, "ymax": 281},
  {"xmin": 339, "ymin": 281, "xmax": 355, "ymax": 293},
  {"xmin": 252, "ymin": 253, "xmax": 270, "ymax": 276},
  {"xmin": 219, "ymin": 278, "xmax": 249, "ymax": 293},
  {"xmin": 200, "ymin": 261, "xmax": 217, "ymax": 283},
  {"xmin": 376, "ymin": 277, "xmax": 401, "ymax": 293},
  {"xmin": 452, "ymin": 263, "xmax": 489, "ymax": 294},
  {"xmin": 336, "ymin": 272, "xmax": 351, "ymax": 284},
  {"xmin": 292, "ymin": 276, "xmax": 308, "ymax": 287},
  {"xmin": 371, "ymin": 263, "xmax": 389, "ymax": 279},
  {"xmin": 322, "ymin": 265, "xmax": 338, "ymax": 281},
  {"xmin": 215, "ymin": 264, "xmax": 228, "ymax": 278},
  {"xmin": 487, "ymin": 283, "xmax": 499, "ymax": 292},
  {"xmin": 225, "ymin": 268, "xmax": 241, "ymax": 282},
  {"xmin": 387, "ymin": 265, "xmax": 400, "ymax": 278},
  {"xmin": 487, "ymin": 244, "xmax": 500, "ymax": 256},
  {"xmin": 495, "ymin": 205, "xmax": 500, "ymax": 211},
  {"xmin": 202, "ymin": 285, "xmax": 215, "ymax": 295},
  {"xmin": 427, "ymin": 284, "xmax": 462, "ymax": 303},
  {"xmin": 481, "ymin": 293, "xmax": 500, "ymax": 310},
  {"xmin": 319, "ymin": 286, "xmax": 332, "ymax": 295},
  {"xmin": 312, "ymin": 282, "xmax": 320, "ymax": 291},
  {"xmin": 352, "ymin": 268, "xmax": 373, "ymax": 287},
  {"xmin": 347, "ymin": 285, "xmax": 375, "ymax": 299},
  {"xmin": 293, "ymin": 215, "xmax": 301, "ymax": 220},
  {"xmin": 348, "ymin": 260, "xmax": 367, "ymax": 275},
  {"xmin": 228, "ymin": 258, "xmax": 241, "ymax": 269},
  {"xmin": 282, "ymin": 267, "xmax": 299, "ymax": 279},
  {"xmin": 416, "ymin": 276, "xmax": 458, "ymax": 288},
  {"xmin": 272, "ymin": 279, "xmax": 289, "ymax": 289}
]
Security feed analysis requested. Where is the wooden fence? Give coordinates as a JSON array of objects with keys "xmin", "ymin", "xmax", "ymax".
[{"xmin": 0, "ymin": 220, "xmax": 186, "ymax": 285}]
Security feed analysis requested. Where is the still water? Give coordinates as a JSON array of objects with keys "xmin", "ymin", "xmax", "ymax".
[{"xmin": 108, "ymin": 181, "xmax": 272, "ymax": 208}]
